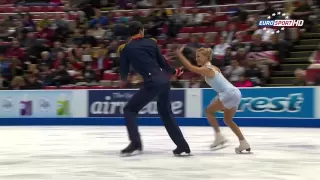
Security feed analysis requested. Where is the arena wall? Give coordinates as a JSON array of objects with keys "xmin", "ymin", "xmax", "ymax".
[{"xmin": 0, "ymin": 87, "xmax": 319, "ymax": 127}]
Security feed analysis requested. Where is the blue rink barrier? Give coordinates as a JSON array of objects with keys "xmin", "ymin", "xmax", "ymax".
[{"xmin": 1, "ymin": 117, "xmax": 320, "ymax": 128}]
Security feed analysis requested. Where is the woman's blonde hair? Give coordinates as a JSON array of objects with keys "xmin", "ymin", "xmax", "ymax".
[{"xmin": 196, "ymin": 48, "xmax": 213, "ymax": 61}]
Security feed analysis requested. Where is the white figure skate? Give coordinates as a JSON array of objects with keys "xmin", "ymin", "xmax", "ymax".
[
  {"xmin": 235, "ymin": 140, "xmax": 251, "ymax": 154},
  {"xmin": 210, "ymin": 134, "xmax": 228, "ymax": 151}
]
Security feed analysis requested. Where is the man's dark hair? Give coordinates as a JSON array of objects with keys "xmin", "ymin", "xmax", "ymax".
[{"xmin": 128, "ymin": 21, "xmax": 144, "ymax": 36}]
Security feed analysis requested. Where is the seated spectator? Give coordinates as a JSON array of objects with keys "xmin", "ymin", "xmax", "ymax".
[
  {"xmin": 187, "ymin": 34, "xmax": 202, "ymax": 49},
  {"xmin": 212, "ymin": 37, "xmax": 230, "ymax": 59},
  {"xmin": 37, "ymin": 14, "xmax": 52, "ymax": 31},
  {"xmin": 188, "ymin": 9, "xmax": 205, "ymax": 26},
  {"xmin": 38, "ymin": 63, "xmax": 53, "ymax": 86},
  {"xmin": 248, "ymin": 34, "xmax": 266, "ymax": 52},
  {"xmin": 292, "ymin": 68, "xmax": 307, "ymax": 86},
  {"xmin": 235, "ymin": 75, "xmax": 254, "ymax": 87},
  {"xmin": 202, "ymin": 34, "xmax": 214, "ymax": 48},
  {"xmin": 38, "ymin": 51, "xmax": 53, "ymax": 67},
  {"xmin": 51, "ymin": 41, "xmax": 64, "ymax": 60},
  {"xmin": 10, "ymin": 76, "xmax": 26, "ymax": 90},
  {"xmin": 52, "ymin": 13, "xmax": 69, "ymax": 40},
  {"xmin": 245, "ymin": 60, "xmax": 264, "ymax": 86},
  {"xmin": 89, "ymin": 9, "xmax": 107, "ymax": 28},
  {"xmin": 224, "ymin": 60, "xmax": 245, "ymax": 84},
  {"xmin": 22, "ymin": 13, "xmax": 36, "ymax": 31},
  {"xmin": 235, "ymin": 48, "xmax": 247, "ymax": 66},
  {"xmin": 82, "ymin": 64, "xmax": 98, "ymax": 83},
  {"xmin": 223, "ymin": 47, "xmax": 233, "ymax": 67},
  {"xmin": 260, "ymin": 2, "xmax": 276, "ymax": 16},
  {"xmin": 88, "ymin": 24, "xmax": 107, "ymax": 39},
  {"xmin": 52, "ymin": 64, "xmax": 73, "ymax": 86},
  {"xmin": 202, "ymin": 9, "xmax": 216, "ymax": 26},
  {"xmin": 265, "ymin": 34, "xmax": 280, "ymax": 51},
  {"xmin": 309, "ymin": 45, "xmax": 320, "ymax": 64},
  {"xmin": 5, "ymin": 40, "xmax": 24, "ymax": 61},
  {"xmin": 37, "ymin": 24, "xmax": 56, "ymax": 45},
  {"xmin": 24, "ymin": 72, "xmax": 42, "ymax": 89},
  {"xmin": 53, "ymin": 51, "xmax": 67, "ymax": 70},
  {"xmin": 171, "ymin": 76, "xmax": 183, "ymax": 88},
  {"xmin": 92, "ymin": 48, "xmax": 111, "ymax": 72},
  {"xmin": 189, "ymin": 77, "xmax": 201, "ymax": 88},
  {"xmin": 231, "ymin": 5, "xmax": 248, "ymax": 23},
  {"xmin": 222, "ymin": 22, "xmax": 238, "ymax": 44},
  {"xmin": 14, "ymin": 21, "xmax": 28, "ymax": 41}
]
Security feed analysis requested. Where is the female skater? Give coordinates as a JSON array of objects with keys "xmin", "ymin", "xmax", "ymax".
[{"xmin": 176, "ymin": 46, "xmax": 250, "ymax": 153}]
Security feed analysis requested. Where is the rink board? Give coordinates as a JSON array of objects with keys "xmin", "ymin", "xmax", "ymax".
[
  {"xmin": 0, "ymin": 117, "xmax": 320, "ymax": 127},
  {"xmin": 0, "ymin": 87, "xmax": 319, "ymax": 127}
]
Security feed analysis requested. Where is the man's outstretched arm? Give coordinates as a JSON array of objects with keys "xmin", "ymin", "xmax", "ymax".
[{"xmin": 153, "ymin": 39, "xmax": 183, "ymax": 76}]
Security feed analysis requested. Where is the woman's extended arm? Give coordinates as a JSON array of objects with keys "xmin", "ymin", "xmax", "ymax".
[{"xmin": 176, "ymin": 46, "xmax": 214, "ymax": 78}]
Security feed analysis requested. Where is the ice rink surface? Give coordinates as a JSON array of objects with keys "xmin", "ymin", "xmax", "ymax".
[{"xmin": 0, "ymin": 126, "xmax": 319, "ymax": 180}]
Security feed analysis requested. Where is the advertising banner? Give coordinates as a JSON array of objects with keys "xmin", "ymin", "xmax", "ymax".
[
  {"xmin": 88, "ymin": 90, "xmax": 185, "ymax": 117},
  {"xmin": 0, "ymin": 90, "xmax": 73, "ymax": 118},
  {"xmin": 202, "ymin": 88, "xmax": 314, "ymax": 118}
]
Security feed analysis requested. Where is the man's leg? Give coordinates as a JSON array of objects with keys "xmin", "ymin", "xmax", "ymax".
[
  {"xmin": 157, "ymin": 84, "xmax": 190, "ymax": 154},
  {"xmin": 123, "ymin": 86, "xmax": 160, "ymax": 145}
]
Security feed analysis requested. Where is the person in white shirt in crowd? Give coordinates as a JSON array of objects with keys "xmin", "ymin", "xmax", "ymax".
[
  {"xmin": 212, "ymin": 37, "xmax": 231, "ymax": 57},
  {"xmin": 224, "ymin": 60, "xmax": 245, "ymax": 84}
]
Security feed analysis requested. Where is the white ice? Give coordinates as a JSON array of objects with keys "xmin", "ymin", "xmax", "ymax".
[{"xmin": 0, "ymin": 126, "xmax": 319, "ymax": 180}]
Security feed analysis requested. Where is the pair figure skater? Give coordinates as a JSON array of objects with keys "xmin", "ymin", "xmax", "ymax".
[{"xmin": 176, "ymin": 46, "xmax": 251, "ymax": 153}]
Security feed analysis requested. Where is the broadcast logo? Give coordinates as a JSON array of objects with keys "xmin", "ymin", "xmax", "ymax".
[{"xmin": 258, "ymin": 12, "xmax": 304, "ymax": 34}]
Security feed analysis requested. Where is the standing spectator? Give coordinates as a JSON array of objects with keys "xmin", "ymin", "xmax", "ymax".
[{"xmin": 224, "ymin": 60, "xmax": 245, "ymax": 84}]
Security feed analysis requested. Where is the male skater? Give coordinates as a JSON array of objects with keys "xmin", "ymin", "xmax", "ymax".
[{"xmin": 118, "ymin": 21, "xmax": 190, "ymax": 156}]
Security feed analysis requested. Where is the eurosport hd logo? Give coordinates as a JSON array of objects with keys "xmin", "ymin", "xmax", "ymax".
[{"xmin": 258, "ymin": 11, "xmax": 304, "ymax": 34}]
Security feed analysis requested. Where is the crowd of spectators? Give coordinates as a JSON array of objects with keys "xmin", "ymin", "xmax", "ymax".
[{"xmin": 0, "ymin": 0, "xmax": 318, "ymax": 89}]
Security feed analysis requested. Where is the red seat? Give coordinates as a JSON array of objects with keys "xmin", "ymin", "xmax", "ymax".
[
  {"xmin": 157, "ymin": 39, "xmax": 166, "ymax": 45},
  {"xmin": 74, "ymin": 85, "xmax": 88, "ymax": 89},
  {"xmin": 52, "ymin": 6, "xmax": 63, "ymax": 12},
  {"xmin": 175, "ymin": 38, "xmax": 189, "ymax": 44},
  {"xmin": 44, "ymin": 86, "xmax": 57, "ymax": 89},
  {"xmin": 91, "ymin": 85, "xmax": 104, "ymax": 89},
  {"xmin": 179, "ymin": 27, "xmax": 194, "ymax": 33},
  {"xmin": 3, "ymin": 7, "xmax": 13, "ymax": 13},
  {"xmin": 215, "ymin": 14, "xmax": 228, "ymax": 22},
  {"xmin": 161, "ymin": 49, "xmax": 168, "ymax": 54},
  {"xmin": 30, "ymin": 6, "xmax": 42, "ymax": 12},
  {"xmin": 60, "ymin": 85, "xmax": 73, "ymax": 89},
  {"xmin": 103, "ymin": 73, "xmax": 119, "ymax": 80},
  {"xmin": 242, "ymin": 35, "xmax": 252, "ymax": 42}
]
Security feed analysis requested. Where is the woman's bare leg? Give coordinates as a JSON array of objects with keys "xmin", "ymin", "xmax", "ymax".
[{"xmin": 223, "ymin": 107, "xmax": 245, "ymax": 140}]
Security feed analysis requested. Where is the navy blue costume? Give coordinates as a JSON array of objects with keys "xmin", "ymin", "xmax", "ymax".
[{"xmin": 119, "ymin": 37, "xmax": 190, "ymax": 152}]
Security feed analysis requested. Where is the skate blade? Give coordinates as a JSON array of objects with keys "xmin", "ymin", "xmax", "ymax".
[
  {"xmin": 120, "ymin": 150, "xmax": 142, "ymax": 157},
  {"xmin": 174, "ymin": 152, "xmax": 193, "ymax": 157},
  {"xmin": 235, "ymin": 148, "xmax": 252, "ymax": 154},
  {"xmin": 211, "ymin": 144, "xmax": 229, "ymax": 151}
]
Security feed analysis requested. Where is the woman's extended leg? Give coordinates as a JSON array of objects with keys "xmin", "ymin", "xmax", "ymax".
[
  {"xmin": 223, "ymin": 107, "xmax": 250, "ymax": 153},
  {"xmin": 206, "ymin": 98, "xmax": 228, "ymax": 148}
]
